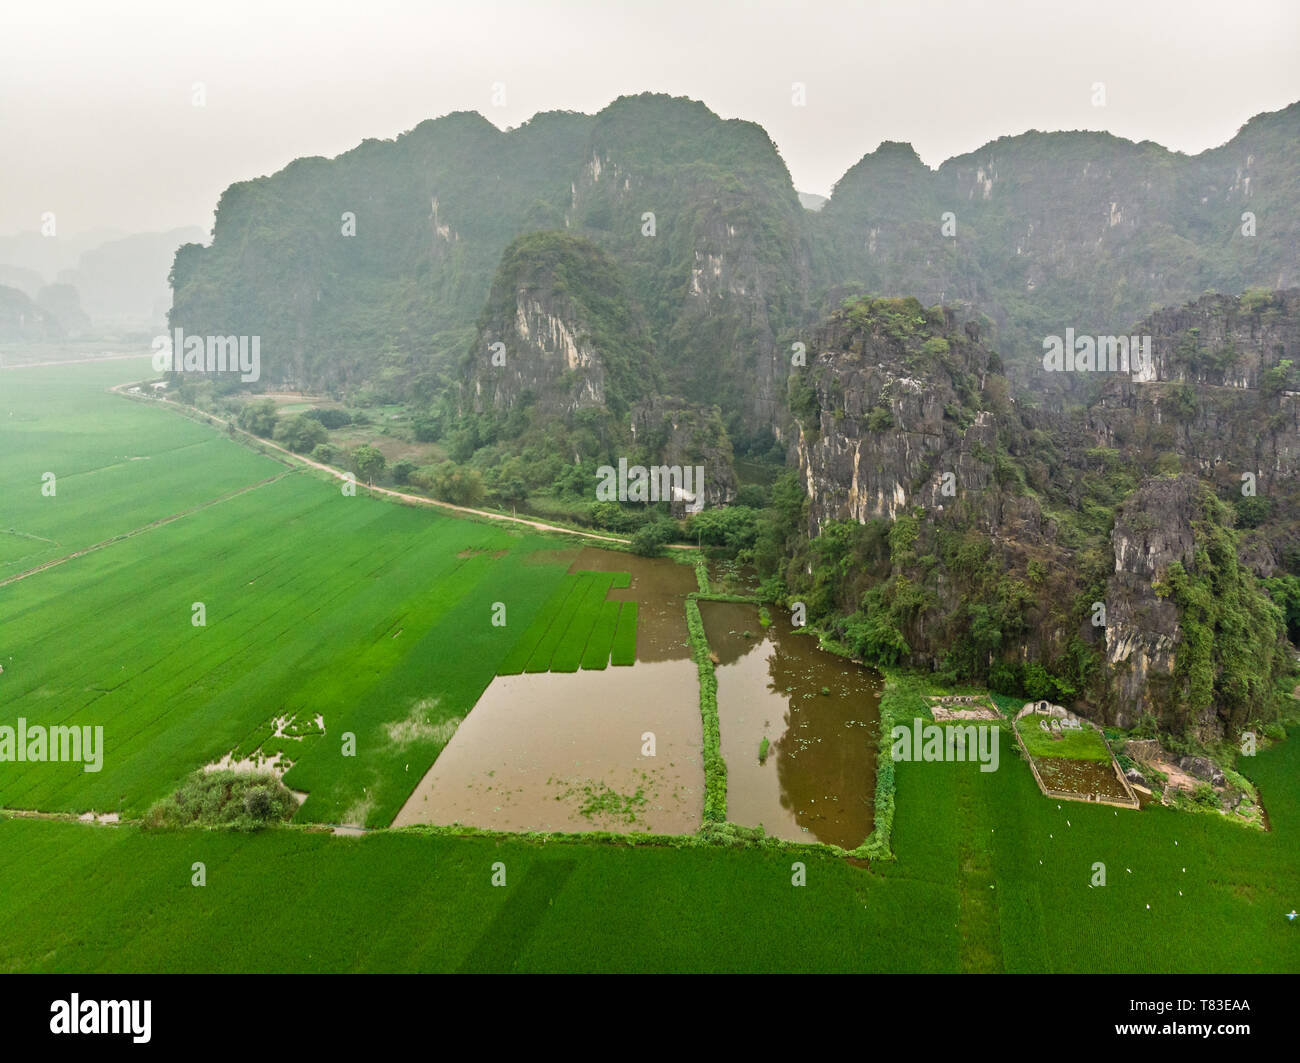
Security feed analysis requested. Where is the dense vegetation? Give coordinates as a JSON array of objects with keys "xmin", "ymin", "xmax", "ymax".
[{"xmin": 143, "ymin": 770, "xmax": 299, "ymax": 830}]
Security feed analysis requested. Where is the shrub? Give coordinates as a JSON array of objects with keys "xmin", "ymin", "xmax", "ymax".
[
  {"xmin": 630, "ymin": 519, "xmax": 677, "ymax": 557},
  {"xmin": 391, "ymin": 459, "xmax": 417, "ymax": 485},
  {"xmin": 273, "ymin": 414, "xmax": 328, "ymax": 454},
  {"xmin": 302, "ymin": 407, "xmax": 352, "ymax": 429},
  {"xmin": 238, "ymin": 398, "xmax": 279, "ymax": 438},
  {"xmin": 143, "ymin": 770, "xmax": 297, "ymax": 831}
]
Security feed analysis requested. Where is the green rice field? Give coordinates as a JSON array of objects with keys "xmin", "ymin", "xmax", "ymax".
[
  {"xmin": 496, "ymin": 571, "xmax": 636, "ymax": 675},
  {"xmin": 1, "ymin": 720, "xmax": 1296, "ymax": 972},
  {"xmin": 0, "ymin": 360, "xmax": 575, "ymax": 827},
  {"xmin": 1, "ymin": 359, "xmax": 1297, "ymax": 973}
]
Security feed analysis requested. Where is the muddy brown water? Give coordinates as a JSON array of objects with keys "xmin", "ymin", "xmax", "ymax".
[
  {"xmin": 1034, "ymin": 757, "xmax": 1131, "ymax": 801},
  {"xmin": 392, "ymin": 549, "xmax": 703, "ymax": 834},
  {"xmin": 699, "ymin": 601, "xmax": 881, "ymax": 848}
]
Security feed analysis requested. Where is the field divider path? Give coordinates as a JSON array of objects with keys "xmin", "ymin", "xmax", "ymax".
[
  {"xmin": 0, "ymin": 473, "xmax": 291, "ymax": 588},
  {"xmin": 111, "ymin": 383, "xmax": 694, "ymax": 548}
]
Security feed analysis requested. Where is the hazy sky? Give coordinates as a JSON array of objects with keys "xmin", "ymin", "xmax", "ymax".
[{"xmin": 3, "ymin": 0, "xmax": 1298, "ymax": 238}]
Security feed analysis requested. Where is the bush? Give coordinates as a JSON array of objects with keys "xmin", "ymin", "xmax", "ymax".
[
  {"xmin": 685, "ymin": 506, "xmax": 760, "ymax": 552},
  {"xmin": 238, "ymin": 398, "xmax": 279, "ymax": 438},
  {"xmin": 273, "ymin": 414, "xmax": 328, "ymax": 454},
  {"xmin": 302, "ymin": 407, "xmax": 352, "ymax": 429},
  {"xmin": 311, "ymin": 443, "xmax": 336, "ymax": 464},
  {"xmin": 427, "ymin": 461, "xmax": 485, "ymax": 506},
  {"xmin": 391, "ymin": 459, "xmax": 417, "ymax": 485},
  {"xmin": 630, "ymin": 519, "xmax": 677, "ymax": 557},
  {"xmin": 143, "ymin": 770, "xmax": 298, "ymax": 831}
]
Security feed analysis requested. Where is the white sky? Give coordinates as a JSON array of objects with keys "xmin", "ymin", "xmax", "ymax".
[{"xmin": 2, "ymin": 0, "xmax": 1298, "ymax": 237}]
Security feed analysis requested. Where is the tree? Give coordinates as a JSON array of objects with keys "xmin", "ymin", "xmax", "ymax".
[
  {"xmin": 631, "ymin": 519, "xmax": 677, "ymax": 557},
  {"xmin": 497, "ymin": 478, "xmax": 528, "ymax": 507},
  {"xmin": 685, "ymin": 506, "xmax": 760, "ymax": 551},
  {"xmin": 273, "ymin": 414, "xmax": 327, "ymax": 454},
  {"xmin": 302, "ymin": 407, "xmax": 352, "ymax": 429},
  {"xmin": 239, "ymin": 398, "xmax": 279, "ymax": 438},
  {"xmin": 430, "ymin": 462, "xmax": 485, "ymax": 505},
  {"xmin": 352, "ymin": 445, "xmax": 386, "ymax": 485}
]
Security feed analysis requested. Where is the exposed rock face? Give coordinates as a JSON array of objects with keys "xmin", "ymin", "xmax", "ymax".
[
  {"xmin": 568, "ymin": 95, "xmax": 810, "ymax": 433},
  {"xmin": 788, "ymin": 296, "xmax": 1090, "ymax": 678},
  {"xmin": 468, "ymin": 236, "xmax": 623, "ymax": 418},
  {"xmin": 1104, "ymin": 477, "xmax": 1198, "ymax": 728},
  {"xmin": 793, "ymin": 301, "xmax": 999, "ymax": 532},
  {"xmin": 464, "ymin": 230, "xmax": 737, "ymax": 502},
  {"xmin": 465, "ymin": 229, "xmax": 660, "ymax": 423},
  {"xmin": 1087, "ymin": 289, "xmax": 1300, "ymax": 576},
  {"xmin": 791, "ymin": 289, "xmax": 1296, "ymax": 736},
  {"xmin": 630, "ymin": 397, "xmax": 738, "ymax": 507}
]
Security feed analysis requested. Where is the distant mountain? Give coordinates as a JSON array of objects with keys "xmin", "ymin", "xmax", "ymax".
[
  {"xmin": 171, "ymin": 94, "xmax": 810, "ymax": 437},
  {"xmin": 0, "ymin": 228, "xmax": 127, "ymax": 280},
  {"xmin": 58, "ymin": 227, "xmax": 205, "ymax": 328},
  {"xmin": 815, "ymin": 103, "xmax": 1300, "ymax": 388},
  {"xmin": 169, "ymin": 93, "xmax": 1300, "ymax": 427},
  {"xmin": 797, "ymin": 192, "xmax": 828, "ymax": 212},
  {"xmin": 0, "ymin": 226, "xmax": 203, "ymax": 331},
  {"xmin": 0, "ymin": 284, "xmax": 66, "ymax": 341},
  {"xmin": 0, "ymin": 264, "xmax": 44, "ymax": 300},
  {"xmin": 35, "ymin": 283, "xmax": 91, "ymax": 337}
]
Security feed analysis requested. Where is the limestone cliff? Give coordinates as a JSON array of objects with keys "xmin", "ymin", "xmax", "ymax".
[{"xmin": 785, "ymin": 291, "xmax": 1294, "ymax": 738}]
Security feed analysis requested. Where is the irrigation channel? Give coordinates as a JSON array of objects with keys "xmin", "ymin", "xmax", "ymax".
[{"xmin": 394, "ymin": 548, "xmax": 883, "ymax": 846}]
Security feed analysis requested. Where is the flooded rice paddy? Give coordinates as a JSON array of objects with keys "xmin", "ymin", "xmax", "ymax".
[
  {"xmin": 699, "ymin": 601, "xmax": 881, "ymax": 848},
  {"xmin": 394, "ymin": 548, "xmax": 883, "ymax": 845},
  {"xmin": 1034, "ymin": 757, "xmax": 1132, "ymax": 802},
  {"xmin": 393, "ymin": 549, "xmax": 703, "ymax": 834}
]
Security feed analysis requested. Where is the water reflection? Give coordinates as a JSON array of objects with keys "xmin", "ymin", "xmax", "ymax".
[{"xmin": 701, "ymin": 601, "xmax": 881, "ymax": 848}]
